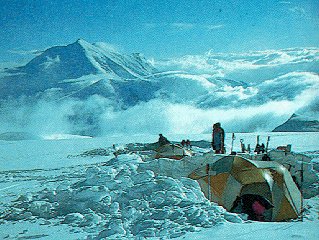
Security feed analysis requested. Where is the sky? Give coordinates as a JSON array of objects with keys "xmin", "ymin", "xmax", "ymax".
[{"xmin": 0, "ymin": 0, "xmax": 318, "ymax": 62}]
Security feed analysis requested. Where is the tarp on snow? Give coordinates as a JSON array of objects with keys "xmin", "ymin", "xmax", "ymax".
[{"xmin": 155, "ymin": 144, "xmax": 192, "ymax": 160}]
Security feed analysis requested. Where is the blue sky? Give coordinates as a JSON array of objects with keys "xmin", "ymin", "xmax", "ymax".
[{"xmin": 0, "ymin": 0, "xmax": 318, "ymax": 62}]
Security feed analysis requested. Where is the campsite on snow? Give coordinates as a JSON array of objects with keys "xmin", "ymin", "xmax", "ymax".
[
  {"xmin": 1, "ymin": 0, "xmax": 319, "ymax": 239},
  {"xmin": 0, "ymin": 131, "xmax": 318, "ymax": 239},
  {"xmin": 0, "ymin": 26, "xmax": 319, "ymax": 240},
  {"xmin": 0, "ymin": 37, "xmax": 319, "ymax": 239}
]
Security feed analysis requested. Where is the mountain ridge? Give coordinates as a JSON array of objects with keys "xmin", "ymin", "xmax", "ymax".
[{"xmin": 0, "ymin": 39, "xmax": 158, "ymax": 104}]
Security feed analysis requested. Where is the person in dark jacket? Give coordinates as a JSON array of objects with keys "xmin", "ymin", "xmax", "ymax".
[
  {"xmin": 212, "ymin": 122, "xmax": 225, "ymax": 154},
  {"xmin": 158, "ymin": 134, "xmax": 170, "ymax": 146},
  {"xmin": 186, "ymin": 139, "xmax": 191, "ymax": 150}
]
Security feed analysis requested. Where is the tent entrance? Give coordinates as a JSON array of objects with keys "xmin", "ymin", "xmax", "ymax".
[{"xmin": 231, "ymin": 191, "xmax": 273, "ymax": 221}]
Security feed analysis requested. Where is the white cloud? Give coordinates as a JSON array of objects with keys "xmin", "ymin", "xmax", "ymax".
[
  {"xmin": 157, "ymin": 100, "xmax": 296, "ymax": 133},
  {"xmin": 170, "ymin": 23, "xmax": 225, "ymax": 31},
  {"xmin": 8, "ymin": 49, "xmax": 43, "ymax": 56},
  {"xmin": 40, "ymin": 56, "xmax": 61, "ymax": 69},
  {"xmin": 219, "ymin": 86, "xmax": 258, "ymax": 100},
  {"xmin": 0, "ymin": 80, "xmax": 316, "ymax": 136},
  {"xmin": 154, "ymin": 48, "xmax": 319, "ymax": 81},
  {"xmin": 145, "ymin": 22, "xmax": 225, "ymax": 32},
  {"xmin": 171, "ymin": 22, "xmax": 195, "ymax": 30},
  {"xmin": 279, "ymin": 1, "xmax": 292, "ymax": 4},
  {"xmin": 289, "ymin": 6, "xmax": 306, "ymax": 15},
  {"xmin": 155, "ymin": 55, "xmax": 214, "ymax": 71}
]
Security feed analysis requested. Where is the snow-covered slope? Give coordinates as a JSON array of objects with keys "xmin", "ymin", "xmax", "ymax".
[{"xmin": 273, "ymin": 114, "xmax": 319, "ymax": 132}]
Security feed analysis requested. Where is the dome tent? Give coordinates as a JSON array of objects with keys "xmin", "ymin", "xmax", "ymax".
[{"xmin": 189, "ymin": 155, "xmax": 302, "ymax": 221}]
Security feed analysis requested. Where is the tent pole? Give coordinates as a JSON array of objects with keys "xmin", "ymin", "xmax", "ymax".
[
  {"xmin": 207, "ymin": 164, "xmax": 211, "ymax": 201},
  {"xmin": 266, "ymin": 136, "xmax": 270, "ymax": 153},
  {"xmin": 300, "ymin": 157, "xmax": 304, "ymax": 222},
  {"xmin": 230, "ymin": 133, "xmax": 235, "ymax": 153}
]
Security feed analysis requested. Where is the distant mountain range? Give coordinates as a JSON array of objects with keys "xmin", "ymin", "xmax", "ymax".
[
  {"xmin": 0, "ymin": 39, "xmax": 318, "ymax": 134},
  {"xmin": 0, "ymin": 39, "xmax": 253, "ymax": 109}
]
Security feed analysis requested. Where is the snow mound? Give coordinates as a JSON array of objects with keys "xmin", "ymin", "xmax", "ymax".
[
  {"xmin": 0, "ymin": 132, "xmax": 41, "ymax": 141},
  {"xmin": 68, "ymin": 148, "xmax": 112, "ymax": 158},
  {"xmin": 1, "ymin": 155, "xmax": 238, "ymax": 239},
  {"xmin": 304, "ymin": 196, "xmax": 319, "ymax": 221},
  {"xmin": 42, "ymin": 134, "xmax": 92, "ymax": 140}
]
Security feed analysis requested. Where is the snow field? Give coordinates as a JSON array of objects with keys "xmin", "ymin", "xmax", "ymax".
[
  {"xmin": 1, "ymin": 153, "xmax": 240, "ymax": 239},
  {"xmin": 0, "ymin": 133, "xmax": 318, "ymax": 239}
]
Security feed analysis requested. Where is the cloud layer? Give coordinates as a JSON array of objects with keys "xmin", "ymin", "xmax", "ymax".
[{"xmin": 0, "ymin": 93, "xmax": 308, "ymax": 137}]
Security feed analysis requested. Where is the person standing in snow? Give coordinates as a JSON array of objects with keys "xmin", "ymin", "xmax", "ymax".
[
  {"xmin": 158, "ymin": 134, "xmax": 170, "ymax": 147},
  {"xmin": 186, "ymin": 139, "xmax": 191, "ymax": 150},
  {"xmin": 212, "ymin": 122, "xmax": 225, "ymax": 154}
]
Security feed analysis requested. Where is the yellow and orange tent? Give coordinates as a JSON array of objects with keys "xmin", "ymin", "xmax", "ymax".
[{"xmin": 189, "ymin": 155, "xmax": 302, "ymax": 221}]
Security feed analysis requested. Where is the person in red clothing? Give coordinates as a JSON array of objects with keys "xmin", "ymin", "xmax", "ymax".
[
  {"xmin": 237, "ymin": 194, "xmax": 273, "ymax": 221},
  {"xmin": 251, "ymin": 200, "xmax": 267, "ymax": 221}
]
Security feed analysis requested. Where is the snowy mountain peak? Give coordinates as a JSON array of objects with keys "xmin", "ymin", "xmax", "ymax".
[
  {"xmin": 75, "ymin": 38, "xmax": 90, "ymax": 46},
  {"xmin": 23, "ymin": 39, "xmax": 99, "ymax": 78},
  {"xmin": 0, "ymin": 39, "xmax": 158, "ymax": 100},
  {"xmin": 20, "ymin": 39, "xmax": 156, "ymax": 80},
  {"xmin": 70, "ymin": 39, "xmax": 156, "ymax": 78}
]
